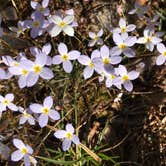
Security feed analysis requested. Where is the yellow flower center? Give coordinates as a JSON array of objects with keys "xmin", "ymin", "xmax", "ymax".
[
  {"xmin": 59, "ymin": 21, "xmax": 66, "ymax": 28},
  {"xmin": 21, "ymin": 69, "xmax": 28, "ymax": 76},
  {"xmin": 66, "ymin": 132, "xmax": 73, "ymax": 139},
  {"xmin": 121, "ymin": 27, "xmax": 126, "ymax": 33},
  {"xmin": 2, "ymin": 99, "xmax": 10, "ymax": 106},
  {"xmin": 145, "ymin": 37, "xmax": 151, "ymax": 43},
  {"xmin": 163, "ymin": 51, "xmax": 166, "ymax": 57},
  {"xmin": 23, "ymin": 111, "xmax": 30, "ymax": 118},
  {"xmin": 103, "ymin": 58, "xmax": 110, "ymax": 65},
  {"xmin": 39, "ymin": 7, "xmax": 44, "ymax": 12},
  {"xmin": 110, "ymin": 74, "xmax": 115, "ymax": 80},
  {"xmin": 61, "ymin": 54, "xmax": 69, "ymax": 61},
  {"xmin": 94, "ymin": 35, "xmax": 99, "ymax": 40},
  {"xmin": 13, "ymin": 62, "xmax": 19, "ymax": 67},
  {"xmin": 88, "ymin": 61, "xmax": 94, "ymax": 68},
  {"xmin": 33, "ymin": 21, "xmax": 40, "ymax": 28},
  {"xmin": 21, "ymin": 147, "xmax": 28, "ymax": 155},
  {"xmin": 42, "ymin": 107, "xmax": 49, "ymax": 114},
  {"xmin": 122, "ymin": 75, "xmax": 129, "ymax": 81},
  {"xmin": 33, "ymin": 65, "xmax": 42, "ymax": 74},
  {"xmin": 119, "ymin": 43, "xmax": 126, "ymax": 49}
]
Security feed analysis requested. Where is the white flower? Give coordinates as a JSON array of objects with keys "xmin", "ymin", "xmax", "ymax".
[
  {"xmin": 0, "ymin": 93, "xmax": 18, "ymax": 113},
  {"xmin": 49, "ymin": 15, "xmax": 75, "ymax": 37},
  {"xmin": 19, "ymin": 107, "xmax": 35, "ymax": 125},
  {"xmin": 54, "ymin": 124, "xmax": 80, "ymax": 151},
  {"xmin": 11, "ymin": 139, "xmax": 37, "ymax": 166}
]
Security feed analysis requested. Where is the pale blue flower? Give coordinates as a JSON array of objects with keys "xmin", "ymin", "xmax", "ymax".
[
  {"xmin": 53, "ymin": 43, "xmax": 80, "ymax": 73},
  {"xmin": 78, "ymin": 50, "xmax": 100, "ymax": 79},
  {"xmin": 128, "ymin": 1, "xmax": 148, "ymax": 18},
  {"xmin": 21, "ymin": 53, "xmax": 54, "ymax": 87},
  {"xmin": 31, "ymin": 0, "xmax": 50, "ymax": 17},
  {"xmin": 88, "ymin": 29, "xmax": 103, "ymax": 47},
  {"xmin": 0, "ymin": 93, "xmax": 18, "ymax": 113},
  {"xmin": 93, "ymin": 45, "xmax": 122, "ymax": 72},
  {"xmin": 30, "ymin": 96, "xmax": 60, "ymax": 128},
  {"xmin": 18, "ymin": 107, "xmax": 35, "ymax": 125},
  {"xmin": 49, "ymin": 15, "xmax": 75, "ymax": 37},
  {"xmin": 54, "ymin": 124, "xmax": 80, "ymax": 151},
  {"xmin": 113, "ymin": 18, "xmax": 136, "ymax": 38},
  {"xmin": 137, "ymin": 28, "xmax": 162, "ymax": 52},
  {"xmin": 9, "ymin": 21, "xmax": 27, "ymax": 37},
  {"xmin": 30, "ymin": 43, "xmax": 52, "ymax": 66},
  {"xmin": 111, "ymin": 33, "xmax": 136, "ymax": 57},
  {"xmin": 11, "ymin": 139, "xmax": 37, "ymax": 166},
  {"xmin": 113, "ymin": 65, "xmax": 139, "ymax": 92},
  {"xmin": 24, "ymin": 14, "xmax": 49, "ymax": 38}
]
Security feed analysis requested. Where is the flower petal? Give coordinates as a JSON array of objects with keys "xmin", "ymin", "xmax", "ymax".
[
  {"xmin": 62, "ymin": 139, "xmax": 72, "ymax": 151},
  {"xmin": 78, "ymin": 56, "xmax": 90, "ymax": 66},
  {"xmin": 42, "ymin": 0, "xmax": 49, "ymax": 8},
  {"xmin": 128, "ymin": 71, "xmax": 139, "ymax": 80},
  {"xmin": 40, "ymin": 67, "xmax": 54, "ymax": 79},
  {"xmin": 157, "ymin": 43, "xmax": 166, "ymax": 53},
  {"xmin": 110, "ymin": 56, "xmax": 122, "ymax": 64},
  {"xmin": 49, "ymin": 25, "xmax": 61, "ymax": 37},
  {"xmin": 123, "ymin": 48, "xmax": 135, "ymax": 57},
  {"xmin": 19, "ymin": 116, "xmax": 27, "ymax": 124},
  {"xmin": 156, "ymin": 55, "xmax": 166, "ymax": 65},
  {"xmin": 13, "ymin": 139, "xmax": 25, "ymax": 149},
  {"xmin": 72, "ymin": 135, "xmax": 80, "ymax": 145},
  {"xmin": 100, "ymin": 45, "xmax": 109, "ymax": 58},
  {"xmin": 97, "ymin": 29, "xmax": 103, "ymax": 37},
  {"xmin": 68, "ymin": 51, "xmax": 80, "ymax": 60},
  {"xmin": 91, "ymin": 50, "xmax": 100, "ymax": 59},
  {"xmin": 66, "ymin": 124, "xmax": 74, "ymax": 133},
  {"xmin": 26, "ymin": 72, "xmax": 39, "ymax": 87},
  {"xmin": 35, "ymin": 53, "xmax": 47, "ymax": 66},
  {"xmin": 54, "ymin": 130, "xmax": 66, "ymax": 139},
  {"xmin": 83, "ymin": 67, "xmax": 94, "ymax": 79},
  {"xmin": 119, "ymin": 18, "xmax": 126, "ymax": 28},
  {"xmin": 89, "ymin": 32, "xmax": 96, "ymax": 39},
  {"xmin": 28, "ymin": 116, "xmax": 35, "ymax": 125},
  {"xmin": 125, "ymin": 36, "xmax": 136, "ymax": 47},
  {"xmin": 30, "ymin": 104, "xmax": 42, "ymax": 113},
  {"xmin": 113, "ymin": 33, "xmax": 123, "ymax": 45},
  {"xmin": 123, "ymin": 80, "xmax": 133, "ymax": 92},
  {"xmin": 63, "ymin": 15, "xmax": 74, "ymax": 24},
  {"xmin": 11, "ymin": 150, "xmax": 24, "ymax": 161},
  {"xmin": 5, "ymin": 93, "xmax": 14, "ymax": 102},
  {"xmin": 51, "ymin": 15, "xmax": 62, "ymax": 24},
  {"xmin": 126, "ymin": 24, "xmax": 136, "ymax": 32},
  {"xmin": 8, "ymin": 103, "xmax": 18, "ymax": 111},
  {"xmin": 63, "ymin": 25, "xmax": 74, "ymax": 36},
  {"xmin": 38, "ymin": 114, "xmax": 48, "ymax": 128},
  {"xmin": 63, "ymin": 61, "xmax": 73, "ymax": 73},
  {"xmin": 43, "ymin": 96, "xmax": 53, "ymax": 108},
  {"xmin": 137, "ymin": 37, "xmax": 146, "ymax": 44},
  {"xmin": 52, "ymin": 55, "xmax": 62, "ymax": 64},
  {"xmin": 110, "ymin": 46, "xmax": 122, "ymax": 56},
  {"xmin": 118, "ymin": 65, "xmax": 127, "ymax": 76},
  {"xmin": 18, "ymin": 76, "xmax": 27, "ymax": 89},
  {"xmin": 42, "ymin": 43, "xmax": 51, "ymax": 55},
  {"xmin": 49, "ymin": 109, "xmax": 60, "ymax": 120},
  {"xmin": 58, "ymin": 43, "xmax": 68, "ymax": 55}
]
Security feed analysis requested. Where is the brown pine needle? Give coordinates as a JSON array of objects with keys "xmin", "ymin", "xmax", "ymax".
[{"xmin": 79, "ymin": 143, "xmax": 102, "ymax": 163}]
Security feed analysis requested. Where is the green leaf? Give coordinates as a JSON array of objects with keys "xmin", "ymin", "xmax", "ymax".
[{"xmin": 36, "ymin": 156, "xmax": 81, "ymax": 165}]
